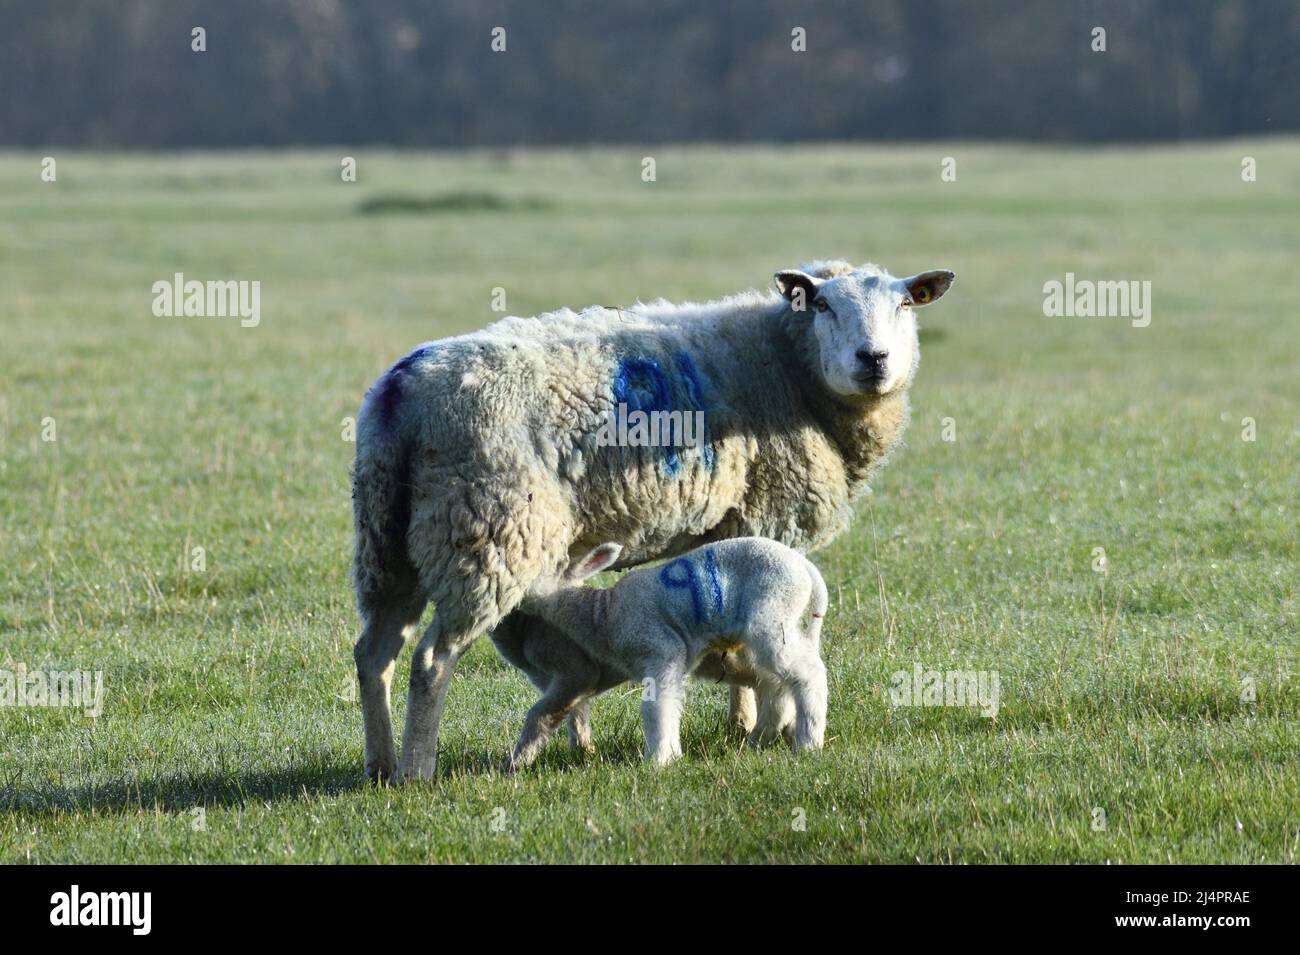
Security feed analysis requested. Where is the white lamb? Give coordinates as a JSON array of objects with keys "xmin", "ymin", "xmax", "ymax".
[{"xmin": 494, "ymin": 536, "xmax": 829, "ymax": 770}]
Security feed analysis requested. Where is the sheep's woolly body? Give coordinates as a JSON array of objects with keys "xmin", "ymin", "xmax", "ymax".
[{"xmin": 354, "ymin": 264, "xmax": 908, "ymax": 610}]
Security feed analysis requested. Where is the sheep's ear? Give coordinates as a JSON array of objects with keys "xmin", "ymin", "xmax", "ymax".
[
  {"xmin": 774, "ymin": 269, "xmax": 823, "ymax": 313},
  {"xmin": 568, "ymin": 543, "xmax": 623, "ymax": 581},
  {"xmin": 903, "ymin": 270, "xmax": 955, "ymax": 306}
]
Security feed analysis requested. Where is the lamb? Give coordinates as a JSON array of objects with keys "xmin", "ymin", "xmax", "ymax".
[
  {"xmin": 494, "ymin": 537, "xmax": 829, "ymax": 769},
  {"xmin": 351, "ymin": 259, "xmax": 955, "ymax": 782}
]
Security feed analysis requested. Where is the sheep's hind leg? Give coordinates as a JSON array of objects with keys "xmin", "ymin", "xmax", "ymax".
[
  {"xmin": 354, "ymin": 591, "xmax": 426, "ymax": 783},
  {"xmin": 398, "ymin": 597, "xmax": 504, "ymax": 782}
]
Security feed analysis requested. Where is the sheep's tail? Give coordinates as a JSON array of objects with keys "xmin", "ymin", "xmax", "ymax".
[
  {"xmin": 802, "ymin": 556, "xmax": 828, "ymax": 646},
  {"xmin": 351, "ymin": 352, "xmax": 428, "ymax": 607}
]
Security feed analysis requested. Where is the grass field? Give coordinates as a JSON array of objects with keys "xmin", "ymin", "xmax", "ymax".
[{"xmin": 1, "ymin": 143, "xmax": 1297, "ymax": 864}]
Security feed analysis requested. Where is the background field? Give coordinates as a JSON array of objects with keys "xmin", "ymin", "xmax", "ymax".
[{"xmin": 1, "ymin": 143, "xmax": 1297, "ymax": 863}]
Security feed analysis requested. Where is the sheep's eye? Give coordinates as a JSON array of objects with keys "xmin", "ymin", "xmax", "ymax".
[{"xmin": 814, "ymin": 298, "xmax": 830, "ymax": 313}]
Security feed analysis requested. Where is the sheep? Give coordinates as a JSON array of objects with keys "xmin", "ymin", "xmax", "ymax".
[
  {"xmin": 351, "ymin": 259, "xmax": 955, "ymax": 782},
  {"xmin": 494, "ymin": 537, "xmax": 829, "ymax": 769}
]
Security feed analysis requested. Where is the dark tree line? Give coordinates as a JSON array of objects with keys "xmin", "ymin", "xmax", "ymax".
[{"xmin": 1, "ymin": 0, "xmax": 1296, "ymax": 147}]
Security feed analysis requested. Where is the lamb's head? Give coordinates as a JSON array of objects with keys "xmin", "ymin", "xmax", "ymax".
[
  {"xmin": 524, "ymin": 543, "xmax": 624, "ymax": 603},
  {"xmin": 775, "ymin": 262, "xmax": 954, "ymax": 399}
]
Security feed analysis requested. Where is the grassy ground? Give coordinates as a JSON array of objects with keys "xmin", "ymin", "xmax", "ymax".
[{"xmin": 0, "ymin": 143, "xmax": 1296, "ymax": 863}]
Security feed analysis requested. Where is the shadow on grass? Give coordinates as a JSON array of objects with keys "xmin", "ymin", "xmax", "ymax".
[
  {"xmin": 0, "ymin": 738, "xmax": 647, "ymax": 817},
  {"xmin": 1, "ymin": 759, "xmax": 369, "ymax": 817}
]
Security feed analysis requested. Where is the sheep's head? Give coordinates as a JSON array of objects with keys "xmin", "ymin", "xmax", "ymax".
[{"xmin": 775, "ymin": 263, "xmax": 954, "ymax": 399}]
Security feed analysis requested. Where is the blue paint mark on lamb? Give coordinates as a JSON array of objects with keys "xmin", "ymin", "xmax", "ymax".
[
  {"xmin": 658, "ymin": 549, "xmax": 725, "ymax": 624},
  {"xmin": 659, "ymin": 556, "xmax": 706, "ymax": 622},
  {"xmin": 703, "ymin": 547, "xmax": 725, "ymax": 617}
]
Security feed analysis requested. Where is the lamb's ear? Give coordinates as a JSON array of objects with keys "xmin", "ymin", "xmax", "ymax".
[
  {"xmin": 567, "ymin": 543, "xmax": 623, "ymax": 582},
  {"xmin": 903, "ymin": 270, "xmax": 955, "ymax": 306},
  {"xmin": 774, "ymin": 269, "xmax": 823, "ymax": 313}
]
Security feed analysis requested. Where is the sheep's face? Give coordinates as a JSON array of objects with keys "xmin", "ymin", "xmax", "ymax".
[{"xmin": 775, "ymin": 265, "xmax": 954, "ymax": 399}]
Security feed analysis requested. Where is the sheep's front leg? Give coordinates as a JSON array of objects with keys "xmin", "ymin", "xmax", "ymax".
[
  {"xmin": 567, "ymin": 699, "xmax": 594, "ymax": 753},
  {"xmin": 508, "ymin": 680, "xmax": 586, "ymax": 773},
  {"xmin": 640, "ymin": 661, "xmax": 688, "ymax": 766}
]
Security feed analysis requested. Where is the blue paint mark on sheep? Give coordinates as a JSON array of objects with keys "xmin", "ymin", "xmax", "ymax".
[
  {"xmin": 611, "ymin": 351, "xmax": 714, "ymax": 475},
  {"xmin": 660, "ymin": 557, "xmax": 706, "ymax": 623},
  {"xmin": 675, "ymin": 351, "xmax": 714, "ymax": 469},
  {"xmin": 366, "ymin": 344, "xmax": 435, "ymax": 432},
  {"xmin": 613, "ymin": 356, "xmax": 681, "ymax": 474}
]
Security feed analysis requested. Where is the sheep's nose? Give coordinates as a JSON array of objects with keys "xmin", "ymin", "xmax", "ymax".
[{"xmin": 856, "ymin": 347, "xmax": 889, "ymax": 368}]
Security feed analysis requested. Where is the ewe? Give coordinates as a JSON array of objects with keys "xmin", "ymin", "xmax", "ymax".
[
  {"xmin": 495, "ymin": 537, "xmax": 829, "ymax": 769},
  {"xmin": 352, "ymin": 260, "xmax": 955, "ymax": 781}
]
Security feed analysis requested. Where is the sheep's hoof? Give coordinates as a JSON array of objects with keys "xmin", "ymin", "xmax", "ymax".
[{"xmin": 366, "ymin": 756, "xmax": 396, "ymax": 785}]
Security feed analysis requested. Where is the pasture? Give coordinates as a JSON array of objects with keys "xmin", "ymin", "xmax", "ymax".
[{"xmin": 0, "ymin": 143, "xmax": 1296, "ymax": 863}]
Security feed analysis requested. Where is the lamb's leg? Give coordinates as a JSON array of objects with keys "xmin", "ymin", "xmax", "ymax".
[
  {"xmin": 354, "ymin": 592, "xmax": 426, "ymax": 782},
  {"xmin": 790, "ymin": 656, "xmax": 828, "ymax": 751},
  {"xmin": 748, "ymin": 683, "xmax": 796, "ymax": 748},
  {"xmin": 509, "ymin": 681, "xmax": 587, "ymax": 772},
  {"xmin": 641, "ymin": 660, "xmax": 688, "ymax": 766},
  {"xmin": 398, "ymin": 599, "xmax": 503, "ymax": 782},
  {"xmin": 728, "ymin": 685, "xmax": 758, "ymax": 738},
  {"xmin": 567, "ymin": 698, "xmax": 594, "ymax": 753}
]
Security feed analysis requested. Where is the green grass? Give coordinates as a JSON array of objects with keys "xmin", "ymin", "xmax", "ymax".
[{"xmin": 1, "ymin": 143, "xmax": 1297, "ymax": 863}]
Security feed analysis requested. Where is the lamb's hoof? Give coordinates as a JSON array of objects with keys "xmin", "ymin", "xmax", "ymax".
[{"xmin": 727, "ymin": 719, "xmax": 756, "ymax": 741}]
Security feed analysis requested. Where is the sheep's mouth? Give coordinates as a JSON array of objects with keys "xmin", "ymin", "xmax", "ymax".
[{"xmin": 853, "ymin": 372, "xmax": 891, "ymax": 394}]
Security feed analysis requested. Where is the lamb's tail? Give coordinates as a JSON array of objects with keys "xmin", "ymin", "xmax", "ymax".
[
  {"xmin": 802, "ymin": 555, "xmax": 828, "ymax": 646},
  {"xmin": 351, "ymin": 347, "xmax": 432, "ymax": 607}
]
